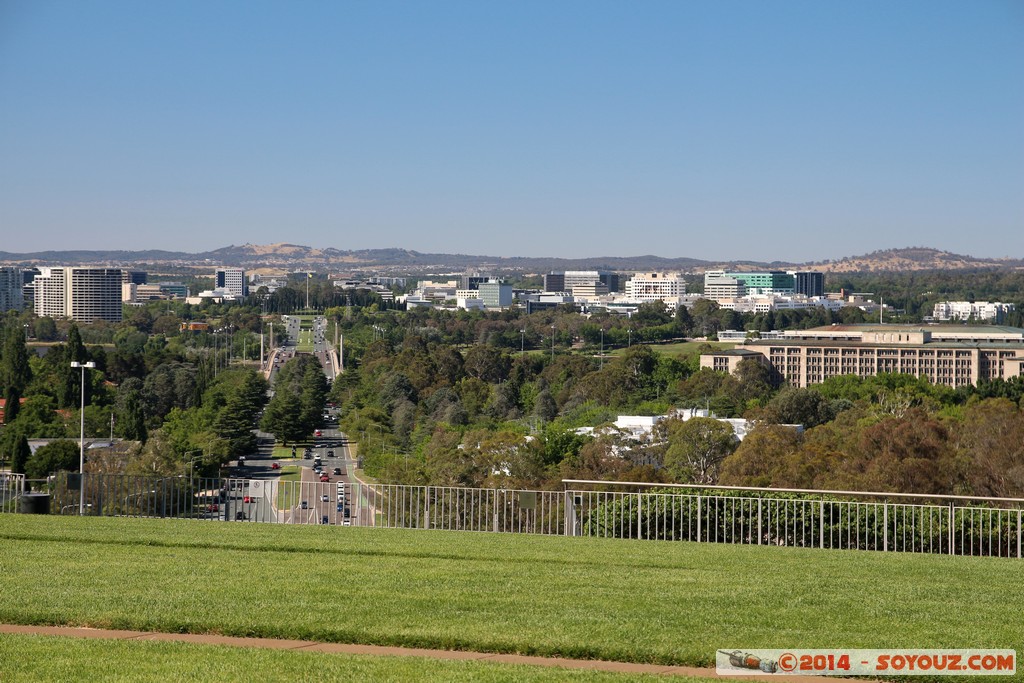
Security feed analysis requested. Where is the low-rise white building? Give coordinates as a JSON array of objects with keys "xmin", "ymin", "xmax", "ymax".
[{"xmin": 933, "ymin": 301, "xmax": 1015, "ymax": 323}]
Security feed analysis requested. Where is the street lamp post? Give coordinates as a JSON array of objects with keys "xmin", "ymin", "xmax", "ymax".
[
  {"xmin": 520, "ymin": 329, "xmax": 525, "ymax": 354},
  {"xmin": 70, "ymin": 361, "xmax": 96, "ymax": 516},
  {"xmin": 550, "ymin": 325, "xmax": 555, "ymax": 362},
  {"xmin": 184, "ymin": 452, "xmax": 204, "ymax": 489},
  {"xmin": 600, "ymin": 329, "xmax": 604, "ymax": 369}
]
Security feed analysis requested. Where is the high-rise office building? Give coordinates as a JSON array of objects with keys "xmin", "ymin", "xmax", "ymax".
[
  {"xmin": 789, "ymin": 271, "xmax": 825, "ymax": 297},
  {"xmin": 31, "ymin": 267, "xmax": 123, "ymax": 322},
  {"xmin": 0, "ymin": 267, "xmax": 24, "ymax": 312},
  {"xmin": 215, "ymin": 268, "xmax": 247, "ymax": 298},
  {"xmin": 543, "ymin": 272, "xmax": 566, "ymax": 292}
]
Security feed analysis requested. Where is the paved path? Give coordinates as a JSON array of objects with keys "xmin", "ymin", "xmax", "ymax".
[{"xmin": 0, "ymin": 624, "xmax": 837, "ymax": 681}]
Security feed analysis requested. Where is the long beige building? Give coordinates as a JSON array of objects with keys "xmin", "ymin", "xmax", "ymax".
[{"xmin": 701, "ymin": 324, "xmax": 1024, "ymax": 388}]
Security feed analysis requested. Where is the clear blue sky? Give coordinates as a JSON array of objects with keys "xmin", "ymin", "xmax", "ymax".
[{"xmin": 1, "ymin": 0, "xmax": 1021, "ymax": 261}]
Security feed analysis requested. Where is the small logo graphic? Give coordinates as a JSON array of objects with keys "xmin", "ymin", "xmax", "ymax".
[{"xmin": 720, "ymin": 650, "xmax": 779, "ymax": 674}]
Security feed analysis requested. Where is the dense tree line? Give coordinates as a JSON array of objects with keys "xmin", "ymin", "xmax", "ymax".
[
  {"xmin": 326, "ymin": 304, "xmax": 1024, "ymax": 497},
  {"xmin": 0, "ymin": 309, "xmax": 268, "ymax": 477}
]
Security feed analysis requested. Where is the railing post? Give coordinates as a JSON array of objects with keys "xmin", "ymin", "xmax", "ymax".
[
  {"xmin": 696, "ymin": 495, "xmax": 702, "ymax": 543},
  {"xmin": 948, "ymin": 502, "xmax": 955, "ymax": 556},
  {"xmin": 563, "ymin": 490, "xmax": 574, "ymax": 537},
  {"xmin": 883, "ymin": 503, "xmax": 889, "ymax": 552},
  {"xmin": 757, "ymin": 498, "xmax": 763, "ymax": 545},
  {"xmin": 819, "ymin": 500, "xmax": 825, "ymax": 550},
  {"xmin": 636, "ymin": 493, "xmax": 642, "ymax": 540},
  {"xmin": 424, "ymin": 486, "xmax": 430, "ymax": 530}
]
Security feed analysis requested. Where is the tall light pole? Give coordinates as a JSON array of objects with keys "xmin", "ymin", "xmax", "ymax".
[
  {"xmin": 520, "ymin": 329, "xmax": 525, "ymax": 354},
  {"xmin": 600, "ymin": 329, "xmax": 604, "ymax": 369},
  {"xmin": 550, "ymin": 325, "xmax": 555, "ymax": 362},
  {"xmin": 184, "ymin": 452, "xmax": 203, "ymax": 489},
  {"xmin": 70, "ymin": 361, "xmax": 96, "ymax": 515}
]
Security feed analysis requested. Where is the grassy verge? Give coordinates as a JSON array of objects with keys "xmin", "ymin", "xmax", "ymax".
[
  {"xmin": 609, "ymin": 341, "xmax": 735, "ymax": 358},
  {"xmin": 274, "ymin": 466, "xmax": 303, "ymax": 509},
  {"xmin": 272, "ymin": 446, "xmax": 298, "ymax": 459},
  {"xmin": 0, "ymin": 633, "xmax": 679, "ymax": 683},
  {"xmin": 0, "ymin": 515, "xmax": 1021, "ymax": 672}
]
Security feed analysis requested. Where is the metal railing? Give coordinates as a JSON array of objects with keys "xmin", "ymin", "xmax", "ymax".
[
  {"xmin": 1, "ymin": 473, "xmax": 26, "ymax": 512},
  {"xmin": 563, "ymin": 480, "xmax": 1024, "ymax": 558},
  {"xmin": 35, "ymin": 473, "xmax": 1024, "ymax": 559}
]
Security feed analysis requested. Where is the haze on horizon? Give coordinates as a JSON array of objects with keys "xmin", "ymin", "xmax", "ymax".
[{"xmin": 1, "ymin": 1, "xmax": 1021, "ymax": 262}]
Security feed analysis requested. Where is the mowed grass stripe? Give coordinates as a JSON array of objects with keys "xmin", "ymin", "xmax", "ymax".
[
  {"xmin": 0, "ymin": 515, "xmax": 1020, "ymax": 669},
  {"xmin": 0, "ymin": 633, "xmax": 684, "ymax": 683}
]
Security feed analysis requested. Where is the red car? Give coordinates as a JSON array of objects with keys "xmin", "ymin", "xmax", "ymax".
[
  {"xmin": 270, "ymin": 462, "xmax": 281, "ymax": 470},
  {"xmin": 314, "ymin": 429, "xmax": 322, "ymax": 438},
  {"xmin": 320, "ymin": 474, "xmax": 330, "ymax": 482}
]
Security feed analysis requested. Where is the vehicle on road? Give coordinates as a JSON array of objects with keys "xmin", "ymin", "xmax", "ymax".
[
  {"xmin": 321, "ymin": 494, "xmax": 329, "ymax": 502},
  {"xmin": 320, "ymin": 474, "xmax": 330, "ymax": 482},
  {"xmin": 271, "ymin": 462, "xmax": 281, "ymax": 470},
  {"xmin": 321, "ymin": 515, "xmax": 329, "ymax": 525},
  {"xmin": 343, "ymin": 519, "xmax": 351, "ymax": 526},
  {"xmin": 235, "ymin": 511, "xmax": 246, "ymax": 520},
  {"xmin": 314, "ymin": 429, "xmax": 322, "ymax": 438},
  {"xmin": 332, "ymin": 467, "xmax": 341, "ymax": 475},
  {"xmin": 300, "ymin": 501, "xmax": 308, "ymax": 510},
  {"xmin": 238, "ymin": 456, "xmax": 246, "ymax": 466}
]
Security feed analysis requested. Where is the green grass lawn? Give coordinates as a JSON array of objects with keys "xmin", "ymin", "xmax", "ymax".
[
  {"xmin": 0, "ymin": 515, "xmax": 1020, "ymax": 671},
  {"xmin": 0, "ymin": 633, "xmax": 683, "ymax": 683},
  {"xmin": 609, "ymin": 341, "xmax": 735, "ymax": 358},
  {"xmin": 274, "ymin": 466, "xmax": 303, "ymax": 509},
  {"xmin": 271, "ymin": 445, "xmax": 299, "ymax": 459}
]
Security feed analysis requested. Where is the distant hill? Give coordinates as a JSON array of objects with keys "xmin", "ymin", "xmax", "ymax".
[
  {"xmin": 0, "ymin": 243, "xmax": 1019, "ymax": 273},
  {"xmin": 804, "ymin": 247, "xmax": 1024, "ymax": 273}
]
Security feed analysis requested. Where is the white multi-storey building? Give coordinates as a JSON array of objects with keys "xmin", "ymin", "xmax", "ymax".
[
  {"xmin": 215, "ymin": 268, "xmax": 247, "ymax": 298},
  {"xmin": 624, "ymin": 272, "xmax": 687, "ymax": 304},
  {"xmin": 702, "ymin": 271, "xmax": 746, "ymax": 300},
  {"xmin": 932, "ymin": 301, "xmax": 1015, "ymax": 323},
  {"xmin": 31, "ymin": 267, "xmax": 123, "ymax": 322}
]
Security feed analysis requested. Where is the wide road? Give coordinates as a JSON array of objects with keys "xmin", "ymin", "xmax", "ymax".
[
  {"xmin": 258, "ymin": 315, "xmax": 354, "ymax": 524},
  {"xmin": 275, "ymin": 418, "xmax": 370, "ymax": 526}
]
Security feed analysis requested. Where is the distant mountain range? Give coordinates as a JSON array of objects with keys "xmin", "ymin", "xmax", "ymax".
[{"xmin": 0, "ymin": 244, "xmax": 1020, "ymax": 273}]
